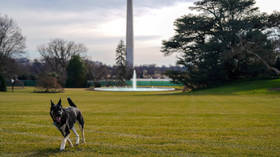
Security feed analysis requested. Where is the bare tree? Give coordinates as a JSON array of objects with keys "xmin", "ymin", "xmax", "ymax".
[
  {"xmin": 38, "ymin": 39, "xmax": 87, "ymax": 71},
  {"xmin": 38, "ymin": 39, "xmax": 87, "ymax": 85},
  {"xmin": 0, "ymin": 14, "xmax": 26, "ymax": 71}
]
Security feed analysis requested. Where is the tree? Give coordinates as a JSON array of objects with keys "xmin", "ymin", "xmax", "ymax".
[
  {"xmin": 38, "ymin": 39, "xmax": 87, "ymax": 86},
  {"xmin": 35, "ymin": 73, "xmax": 63, "ymax": 93},
  {"xmin": 66, "ymin": 55, "xmax": 87, "ymax": 88},
  {"xmin": 162, "ymin": 0, "xmax": 280, "ymax": 90},
  {"xmin": 115, "ymin": 40, "xmax": 131, "ymax": 86},
  {"xmin": 85, "ymin": 60, "xmax": 110, "ymax": 81},
  {"xmin": 0, "ymin": 14, "xmax": 26, "ymax": 75}
]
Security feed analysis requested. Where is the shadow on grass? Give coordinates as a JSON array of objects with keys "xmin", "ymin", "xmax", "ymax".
[
  {"xmin": 28, "ymin": 148, "xmax": 61, "ymax": 157},
  {"xmin": 29, "ymin": 145, "xmax": 90, "ymax": 157}
]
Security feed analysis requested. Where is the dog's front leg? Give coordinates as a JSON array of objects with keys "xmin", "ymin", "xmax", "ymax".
[
  {"xmin": 60, "ymin": 128, "xmax": 71, "ymax": 151},
  {"xmin": 60, "ymin": 134, "xmax": 70, "ymax": 151},
  {"xmin": 72, "ymin": 127, "xmax": 80, "ymax": 145}
]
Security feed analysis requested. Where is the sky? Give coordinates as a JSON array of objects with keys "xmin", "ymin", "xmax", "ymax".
[{"xmin": 0, "ymin": 0, "xmax": 279, "ymax": 66}]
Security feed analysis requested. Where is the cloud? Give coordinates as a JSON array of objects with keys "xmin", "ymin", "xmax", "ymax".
[{"xmin": 255, "ymin": 0, "xmax": 280, "ymax": 13}]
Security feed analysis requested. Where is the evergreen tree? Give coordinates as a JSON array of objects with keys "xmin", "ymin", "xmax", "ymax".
[
  {"xmin": 115, "ymin": 40, "xmax": 130, "ymax": 86},
  {"xmin": 66, "ymin": 55, "xmax": 87, "ymax": 88},
  {"xmin": 162, "ymin": 0, "xmax": 280, "ymax": 90}
]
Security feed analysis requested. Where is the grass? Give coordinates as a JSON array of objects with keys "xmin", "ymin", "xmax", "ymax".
[
  {"xmin": 0, "ymin": 79, "xmax": 280, "ymax": 156},
  {"xmin": 191, "ymin": 79, "xmax": 280, "ymax": 95}
]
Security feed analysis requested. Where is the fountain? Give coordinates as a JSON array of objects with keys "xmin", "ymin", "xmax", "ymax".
[
  {"xmin": 132, "ymin": 70, "xmax": 137, "ymax": 89},
  {"xmin": 94, "ymin": 70, "xmax": 175, "ymax": 92}
]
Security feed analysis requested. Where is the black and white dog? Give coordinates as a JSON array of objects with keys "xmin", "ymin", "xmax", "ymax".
[{"xmin": 50, "ymin": 98, "xmax": 85, "ymax": 151}]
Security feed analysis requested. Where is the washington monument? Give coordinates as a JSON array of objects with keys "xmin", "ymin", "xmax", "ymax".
[{"xmin": 126, "ymin": 0, "xmax": 134, "ymax": 67}]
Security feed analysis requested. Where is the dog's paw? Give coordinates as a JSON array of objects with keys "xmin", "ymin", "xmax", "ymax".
[
  {"xmin": 60, "ymin": 145, "xmax": 66, "ymax": 151},
  {"xmin": 75, "ymin": 141, "xmax": 79, "ymax": 146}
]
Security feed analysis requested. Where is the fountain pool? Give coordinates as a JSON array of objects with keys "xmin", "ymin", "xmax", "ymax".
[{"xmin": 94, "ymin": 70, "xmax": 175, "ymax": 92}]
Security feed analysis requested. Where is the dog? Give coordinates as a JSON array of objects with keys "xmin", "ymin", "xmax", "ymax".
[{"xmin": 50, "ymin": 97, "xmax": 85, "ymax": 151}]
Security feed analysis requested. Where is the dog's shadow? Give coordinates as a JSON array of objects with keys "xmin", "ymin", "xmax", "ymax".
[
  {"xmin": 29, "ymin": 147, "xmax": 74, "ymax": 156},
  {"xmin": 29, "ymin": 145, "xmax": 87, "ymax": 156},
  {"xmin": 28, "ymin": 148, "xmax": 61, "ymax": 157}
]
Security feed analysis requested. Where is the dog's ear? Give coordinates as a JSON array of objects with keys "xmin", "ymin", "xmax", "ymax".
[
  {"xmin": 51, "ymin": 100, "xmax": 55, "ymax": 107},
  {"xmin": 57, "ymin": 98, "xmax": 62, "ymax": 106}
]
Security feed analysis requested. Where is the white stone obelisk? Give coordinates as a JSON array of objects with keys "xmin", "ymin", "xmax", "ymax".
[{"xmin": 126, "ymin": 0, "xmax": 134, "ymax": 67}]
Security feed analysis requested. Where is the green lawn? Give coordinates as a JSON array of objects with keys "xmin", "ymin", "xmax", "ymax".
[{"xmin": 0, "ymin": 79, "xmax": 280, "ymax": 156}]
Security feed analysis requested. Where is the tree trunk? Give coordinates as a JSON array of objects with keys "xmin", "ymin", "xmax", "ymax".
[{"xmin": 246, "ymin": 50, "xmax": 280, "ymax": 76}]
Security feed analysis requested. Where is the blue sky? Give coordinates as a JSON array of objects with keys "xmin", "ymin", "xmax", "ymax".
[{"xmin": 0, "ymin": 0, "xmax": 279, "ymax": 66}]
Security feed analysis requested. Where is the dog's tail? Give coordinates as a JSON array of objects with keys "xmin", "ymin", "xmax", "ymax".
[{"xmin": 67, "ymin": 97, "xmax": 77, "ymax": 107}]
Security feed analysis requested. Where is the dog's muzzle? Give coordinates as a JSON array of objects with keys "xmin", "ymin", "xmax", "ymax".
[{"xmin": 55, "ymin": 117, "xmax": 61, "ymax": 123}]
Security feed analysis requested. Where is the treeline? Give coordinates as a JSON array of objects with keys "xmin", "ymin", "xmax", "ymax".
[
  {"xmin": 5, "ymin": 57, "xmax": 183, "ymax": 81},
  {"xmin": 2, "ymin": 57, "xmax": 182, "ymax": 85}
]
